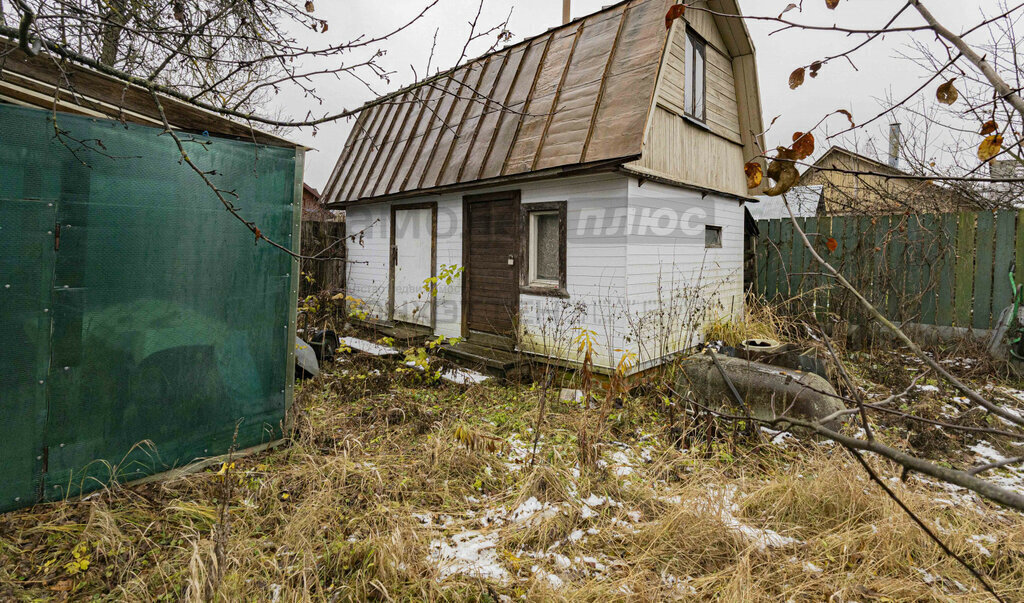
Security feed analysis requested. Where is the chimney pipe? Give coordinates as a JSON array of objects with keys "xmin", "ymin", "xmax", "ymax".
[
  {"xmin": 563, "ymin": 0, "xmax": 571, "ymax": 24},
  {"xmin": 888, "ymin": 123, "xmax": 901, "ymax": 169}
]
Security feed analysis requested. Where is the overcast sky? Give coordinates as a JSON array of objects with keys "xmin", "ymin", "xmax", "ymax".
[{"xmin": 280, "ymin": 0, "xmax": 1002, "ymax": 191}]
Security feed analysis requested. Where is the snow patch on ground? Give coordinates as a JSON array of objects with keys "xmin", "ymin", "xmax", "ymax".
[
  {"xmin": 699, "ymin": 486, "xmax": 802, "ymax": 551},
  {"xmin": 429, "ymin": 531, "xmax": 508, "ymax": 581}
]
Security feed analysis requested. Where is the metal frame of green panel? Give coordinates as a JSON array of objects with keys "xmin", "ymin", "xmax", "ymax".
[{"xmin": 286, "ymin": 148, "xmax": 305, "ymax": 429}]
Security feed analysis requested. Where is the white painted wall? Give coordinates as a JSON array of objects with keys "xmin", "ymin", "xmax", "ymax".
[
  {"xmin": 343, "ymin": 173, "xmax": 744, "ymax": 371},
  {"xmin": 625, "ymin": 178, "xmax": 745, "ymax": 369}
]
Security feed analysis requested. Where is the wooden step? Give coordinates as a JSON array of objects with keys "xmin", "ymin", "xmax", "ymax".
[{"xmin": 440, "ymin": 342, "xmax": 520, "ymax": 371}]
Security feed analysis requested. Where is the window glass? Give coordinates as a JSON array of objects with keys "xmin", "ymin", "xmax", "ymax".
[
  {"xmin": 705, "ymin": 225, "xmax": 722, "ymax": 248},
  {"xmin": 685, "ymin": 30, "xmax": 706, "ymax": 121},
  {"xmin": 532, "ymin": 212, "xmax": 560, "ymax": 283},
  {"xmin": 685, "ymin": 34, "xmax": 695, "ymax": 115}
]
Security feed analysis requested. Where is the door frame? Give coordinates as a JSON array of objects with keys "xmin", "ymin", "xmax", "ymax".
[
  {"xmin": 461, "ymin": 190, "xmax": 521, "ymax": 338},
  {"xmin": 389, "ymin": 201, "xmax": 438, "ymax": 329}
]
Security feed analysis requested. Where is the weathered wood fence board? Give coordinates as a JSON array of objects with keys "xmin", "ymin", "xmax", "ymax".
[
  {"xmin": 299, "ymin": 220, "xmax": 346, "ymax": 298},
  {"xmin": 752, "ymin": 210, "xmax": 1021, "ymax": 331}
]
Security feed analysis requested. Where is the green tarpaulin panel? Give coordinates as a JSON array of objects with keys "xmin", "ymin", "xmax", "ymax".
[{"xmin": 0, "ymin": 103, "xmax": 301, "ymax": 511}]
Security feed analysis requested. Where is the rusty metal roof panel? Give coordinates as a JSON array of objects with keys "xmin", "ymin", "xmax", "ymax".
[{"xmin": 325, "ymin": 0, "xmax": 674, "ymax": 204}]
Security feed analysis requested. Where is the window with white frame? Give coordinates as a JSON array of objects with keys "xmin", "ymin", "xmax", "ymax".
[
  {"xmin": 521, "ymin": 202, "xmax": 567, "ymax": 296},
  {"xmin": 684, "ymin": 29, "xmax": 706, "ymax": 122}
]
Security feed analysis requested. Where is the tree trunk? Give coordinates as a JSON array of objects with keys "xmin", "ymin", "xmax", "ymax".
[{"xmin": 99, "ymin": 0, "xmax": 128, "ymax": 66}]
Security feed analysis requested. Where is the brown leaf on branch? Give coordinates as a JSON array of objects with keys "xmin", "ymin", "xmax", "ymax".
[
  {"xmin": 826, "ymin": 237, "xmax": 838, "ymax": 253},
  {"xmin": 304, "ymin": 1, "xmax": 315, "ymax": 13},
  {"xmin": 978, "ymin": 134, "xmax": 1003, "ymax": 161},
  {"xmin": 825, "ymin": 0, "xmax": 840, "ymax": 8},
  {"xmin": 936, "ymin": 78, "xmax": 958, "ymax": 105},
  {"xmin": 665, "ymin": 5, "xmax": 685, "ymax": 29},
  {"xmin": 763, "ymin": 147, "xmax": 800, "ymax": 196},
  {"xmin": 809, "ymin": 61, "xmax": 823, "ymax": 78},
  {"xmin": 791, "ymin": 131, "xmax": 815, "ymax": 160},
  {"xmin": 789, "ymin": 67, "xmax": 806, "ymax": 89},
  {"xmin": 779, "ymin": 3, "xmax": 798, "ymax": 18},
  {"xmin": 835, "ymin": 109, "xmax": 855, "ymax": 127},
  {"xmin": 745, "ymin": 162, "xmax": 763, "ymax": 189},
  {"xmin": 980, "ymin": 120, "xmax": 998, "ymax": 135}
]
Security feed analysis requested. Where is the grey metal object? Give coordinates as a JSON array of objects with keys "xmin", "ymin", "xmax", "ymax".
[
  {"xmin": 294, "ymin": 336, "xmax": 320, "ymax": 378},
  {"xmin": 677, "ymin": 354, "xmax": 847, "ymax": 430}
]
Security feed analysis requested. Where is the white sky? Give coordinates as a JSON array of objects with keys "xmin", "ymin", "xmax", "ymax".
[{"xmin": 278, "ymin": 0, "xmax": 1003, "ymax": 190}]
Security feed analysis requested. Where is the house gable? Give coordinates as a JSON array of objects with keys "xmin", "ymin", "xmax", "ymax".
[{"xmin": 626, "ymin": 0, "xmax": 764, "ymax": 198}]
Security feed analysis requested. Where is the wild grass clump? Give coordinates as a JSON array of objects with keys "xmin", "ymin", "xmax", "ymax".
[{"xmin": 704, "ymin": 295, "xmax": 792, "ymax": 346}]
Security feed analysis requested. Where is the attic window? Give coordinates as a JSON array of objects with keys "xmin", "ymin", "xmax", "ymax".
[
  {"xmin": 685, "ymin": 29, "xmax": 707, "ymax": 122},
  {"xmin": 520, "ymin": 202, "xmax": 568, "ymax": 297}
]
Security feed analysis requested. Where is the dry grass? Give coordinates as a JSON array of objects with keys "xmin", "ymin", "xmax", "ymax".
[
  {"xmin": 1, "ymin": 351, "xmax": 1023, "ymax": 602},
  {"xmin": 704, "ymin": 296, "xmax": 793, "ymax": 347}
]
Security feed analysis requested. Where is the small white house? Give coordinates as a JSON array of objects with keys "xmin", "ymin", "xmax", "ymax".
[{"xmin": 323, "ymin": 0, "xmax": 765, "ymax": 372}]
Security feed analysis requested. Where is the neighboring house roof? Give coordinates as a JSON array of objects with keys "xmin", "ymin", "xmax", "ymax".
[
  {"xmin": 0, "ymin": 39, "xmax": 299, "ymax": 148},
  {"xmin": 303, "ymin": 183, "xmax": 322, "ymax": 201},
  {"xmin": 748, "ymin": 185, "xmax": 822, "ymax": 220},
  {"xmin": 798, "ymin": 145, "xmax": 901, "ymax": 184},
  {"xmin": 799, "ymin": 145, "xmax": 974, "ymax": 215},
  {"xmin": 324, "ymin": 0, "xmax": 761, "ymax": 206}
]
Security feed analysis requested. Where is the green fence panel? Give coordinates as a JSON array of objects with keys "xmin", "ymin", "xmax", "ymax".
[
  {"xmin": 779, "ymin": 219, "xmax": 794, "ymax": 299},
  {"xmin": 0, "ymin": 103, "xmax": 299, "ymax": 509},
  {"xmin": 765, "ymin": 220, "xmax": 780, "ymax": 300},
  {"xmin": 1017, "ymin": 210, "xmax": 1024, "ymax": 287},
  {"xmin": 816, "ymin": 216, "xmax": 833, "ymax": 319},
  {"xmin": 954, "ymin": 213, "xmax": 976, "ymax": 328},
  {"xmin": 993, "ymin": 210, "xmax": 1017, "ymax": 321},
  {"xmin": 791, "ymin": 217, "xmax": 808, "ymax": 303},
  {"xmin": 973, "ymin": 212, "xmax": 996, "ymax": 329},
  {"xmin": 935, "ymin": 213, "xmax": 957, "ymax": 327},
  {"xmin": 917, "ymin": 215, "xmax": 937, "ymax": 325},
  {"xmin": 803, "ymin": 216, "xmax": 818, "ymax": 313},
  {"xmin": 887, "ymin": 217, "xmax": 906, "ymax": 323}
]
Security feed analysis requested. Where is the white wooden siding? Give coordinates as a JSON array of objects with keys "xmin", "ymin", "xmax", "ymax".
[
  {"xmin": 624, "ymin": 178, "xmax": 744, "ymax": 368},
  {"xmin": 344, "ymin": 203, "xmax": 391, "ymax": 321}
]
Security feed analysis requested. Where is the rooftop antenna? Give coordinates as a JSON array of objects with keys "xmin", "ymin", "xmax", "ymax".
[{"xmin": 563, "ymin": 0, "xmax": 571, "ymax": 24}]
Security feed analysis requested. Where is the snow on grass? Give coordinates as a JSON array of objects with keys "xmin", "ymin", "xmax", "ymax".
[
  {"xmin": 429, "ymin": 531, "xmax": 508, "ymax": 582},
  {"xmin": 699, "ymin": 486, "xmax": 802, "ymax": 551},
  {"xmin": 969, "ymin": 441, "xmax": 1024, "ymax": 493}
]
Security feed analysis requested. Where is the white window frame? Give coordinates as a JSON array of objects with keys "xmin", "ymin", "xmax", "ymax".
[{"xmin": 685, "ymin": 28, "xmax": 707, "ymax": 122}]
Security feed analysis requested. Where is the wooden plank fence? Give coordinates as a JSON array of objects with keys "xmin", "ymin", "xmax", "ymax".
[
  {"xmin": 751, "ymin": 210, "xmax": 1021, "ymax": 331},
  {"xmin": 299, "ymin": 220, "xmax": 346, "ymax": 298}
]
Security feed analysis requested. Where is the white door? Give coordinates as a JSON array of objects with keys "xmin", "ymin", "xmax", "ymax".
[{"xmin": 392, "ymin": 207, "xmax": 433, "ymax": 326}]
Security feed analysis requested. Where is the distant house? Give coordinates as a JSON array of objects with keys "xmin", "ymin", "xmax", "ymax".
[
  {"xmin": 323, "ymin": 0, "xmax": 765, "ymax": 371},
  {"xmin": 302, "ymin": 183, "xmax": 338, "ymax": 221},
  {"xmin": 799, "ymin": 146, "xmax": 967, "ymax": 215}
]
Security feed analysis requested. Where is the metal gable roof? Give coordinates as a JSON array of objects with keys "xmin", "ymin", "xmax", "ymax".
[{"xmin": 323, "ymin": 0, "xmax": 675, "ymax": 205}]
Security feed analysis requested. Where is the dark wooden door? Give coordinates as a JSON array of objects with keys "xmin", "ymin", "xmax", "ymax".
[{"xmin": 464, "ymin": 192, "xmax": 519, "ymax": 336}]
